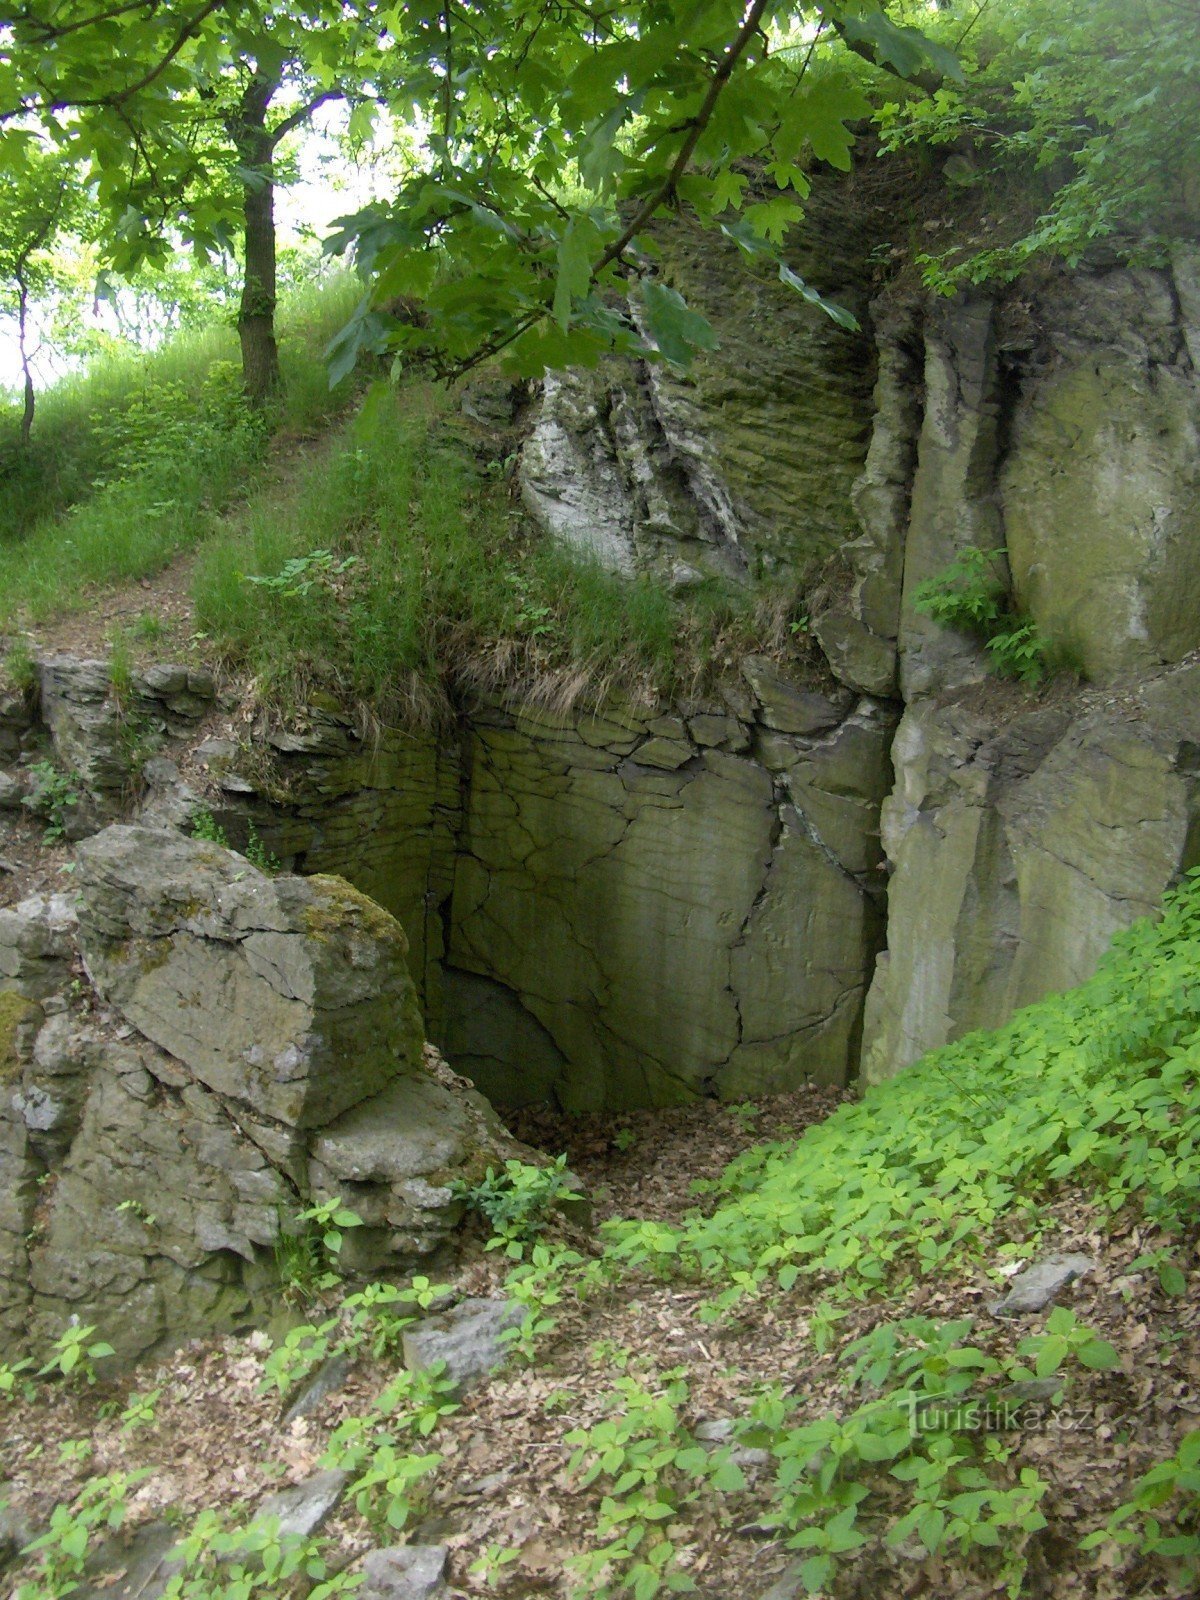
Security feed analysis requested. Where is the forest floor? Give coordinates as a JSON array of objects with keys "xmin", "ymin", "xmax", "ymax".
[{"xmin": 2, "ymin": 1088, "xmax": 1197, "ymax": 1600}]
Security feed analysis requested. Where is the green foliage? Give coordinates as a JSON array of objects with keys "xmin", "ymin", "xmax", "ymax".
[
  {"xmin": 16, "ymin": 1470, "xmax": 149, "ymax": 1600},
  {"xmin": 259, "ymin": 1276, "xmax": 455, "ymax": 1398},
  {"xmin": 22, "ymin": 759, "xmax": 80, "ymax": 842},
  {"xmin": 876, "ymin": 0, "xmax": 1200, "ymax": 287},
  {"xmin": 602, "ymin": 868, "xmax": 1200, "ymax": 1301},
  {"xmin": 194, "ymin": 382, "xmax": 806, "ymax": 715},
  {"xmin": 452, "ymin": 1154, "xmax": 585, "ymax": 1259},
  {"xmin": 319, "ymin": 1, "xmax": 961, "ymax": 380},
  {"xmin": 913, "ymin": 546, "xmax": 1047, "ymax": 685},
  {"xmin": 190, "ymin": 809, "xmax": 230, "ymax": 849},
  {"xmin": 36, "ymin": 1322, "xmax": 115, "ymax": 1385},
  {"xmin": 296, "ymin": 1197, "xmax": 363, "ymax": 1261},
  {"xmin": 3, "ymin": 638, "xmax": 38, "ymax": 693},
  {"xmin": 565, "ymin": 1369, "xmax": 743, "ymax": 1599},
  {"xmin": 0, "ymin": 276, "xmax": 361, "ymax": 626},
  {"xmin": 319, "ymin": 1363, "xmax": 460, "ymax": 1535},
  {"xmin": 0, "ymin": 1355, "xmax": 34, "ymax": 1402},
  {"xmin": 469, "ymin": 1544, "xmax": 521, "ymax": 1586},
  {"xmin": 1081, "ymin": 1429, "xmax": 1200, "ymax": 1580},
  {"xmin": 118, "ymin": 1386, "xmax": 162, "ymax": 1432},
  {"xmin": 244, "ymin": 824, "xmax": 282, "ymax": 875},
  {"xmin": 273, "ymin": 1199, "xmax": 364, "ymax": 1301},
  {"xmin": 985, "ymin": 621, "xmax": 1046, "ymax": 687},
  {"xmin": 244, "ymin": 550, "xmax": 359, "ymax": 599},
  {"xmin": 259, "ymin": 1319, "xmax": 341, "ymax": 1398},
  {"xmin": 157, "ymin": 1507, "xmax": 360, "ymax": 1600}
]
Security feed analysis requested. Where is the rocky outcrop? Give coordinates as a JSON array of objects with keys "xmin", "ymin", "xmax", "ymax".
[
  {"xmin": 0, "ymin": 828, "xmax": 521, "ymax": 1363},
  {"xmin": 36, "ymin": 657, "xmax": 217, "ymax": 831},
  {"xmin": 861, "ymin": 662, "xmax": 1200, "ymax": 1081},
  {"xmin": 521, "ymin": 178, "xmax": 885, "ymax": 586},
  {"xmin": 5, "ymin": 235, "xmax": 1200, "ymax": 1124},
  {"xmin": 76, "ymin": 825, "xmax": 425, "ymax": 1128}
]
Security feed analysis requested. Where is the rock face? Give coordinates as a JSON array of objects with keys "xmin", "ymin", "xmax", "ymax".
[
  {"xmin": 860, "ymin": 663, "xmax": 1200, "ymax": 1080},
  {"xmin": 5, "ymin": 232, "xmax": 1199, "ymax": 1129},
  {"xmin": 36, "ymin": 656, "xmax": 216, "ymax": 831},
  {"xmin": 222, "ymin": 689, "xmax": 894, "ymax": 1108},
  {"xmin": 521, "ymin": 180, "xmax": 884, "ymax": 586},
  {"xmin": 76, "ymin": 826, "xmax": 425, "ymax": 1128},
  {"xmin": 0, "ymin": 828, "xmax": 521, "ymax": 1363}
]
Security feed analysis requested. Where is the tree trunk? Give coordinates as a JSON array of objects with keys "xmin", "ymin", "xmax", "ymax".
[
  {"xmin": 16, "ymin": 276, "xmax": 34, "ymax": 446},
  {"xmin": 233, "ymin": 72, "xmax": 282, "ymax": 408}
]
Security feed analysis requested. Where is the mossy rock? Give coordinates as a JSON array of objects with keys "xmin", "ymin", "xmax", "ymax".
[{"xmin": 0, "ymin": 991, "xmax": 41, "ymax": 1083}]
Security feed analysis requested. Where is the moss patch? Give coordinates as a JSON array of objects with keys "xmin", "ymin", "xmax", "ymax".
[
  {"xmin": 304, "ymin": 875, "xmax": 410, "ymax": 952},
  {"xmin": 0, "ymin": 990, "xmax": 42, "ymax": 1083}
]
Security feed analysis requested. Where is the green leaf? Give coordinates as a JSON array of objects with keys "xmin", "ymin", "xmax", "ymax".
[
  {"xmin": 1158, "ymin": 1261, "xmax": 1187, "ymax": 1296},
  {"xmin": 1077, "ymin": 1338, "xmax": 1120, "ymax": 1371},
  {"xmin": 637, "ymin": 280, "xmax": 719, "ymax": 368},
  {"xmin": 553, "ymin": 218, "xmax": 596, "ymax": 329},
  {"xmin": 776, "ymin": 75, "xmax": 872, "ymax": 170},
  {"xmin": 840, "ymin": 10, "xmax": 965, "ymax": 86},
  {"xmin": 710, "ymin": 1457, "xmax": 747, "ymax": 1493},
  {"xmin": 778, "ymin": 264, "xmax": 860, "ymax": 333},
  {"xmin": 799, "ymin": 1553, "xmax": 833, "ymax": 1593}
]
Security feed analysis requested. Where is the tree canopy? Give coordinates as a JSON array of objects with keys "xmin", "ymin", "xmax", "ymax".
[{"xmin": 0, "ymin": 0, "xmax": 1195, "ymax": 408}]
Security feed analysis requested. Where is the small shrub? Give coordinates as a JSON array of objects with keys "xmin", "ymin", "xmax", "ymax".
[
  {"xmin": 190, "ymin": 808, "xmax": 230, "ymax": 848},
  {"xmin": 452, "ymin": 1154, "xmax": 586, "ymax": 1258},
  {"xmin": 37, "ymin": 1322, "xmax": 116, "ymax": 1385},
  {"xmin": 912, "ymin": 546, "xmax": 1007, "ymax": 634},
  {"xmin": 1081, "ymin": 1428, "xmax": 1200, "ymax": 1579},
  {"xmin": 23, "ymin": 760, "xmax": 80, "ymax": 841},
  {"xmin": 244, "ymin": 823, "xmax": 282, "ymax": 875},
  {"xmin": 913, "ymin": 545, "xmax": 1048, "ymax": 685}
]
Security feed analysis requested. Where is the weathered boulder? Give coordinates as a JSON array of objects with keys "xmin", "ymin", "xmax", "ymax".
[
  {"xmin": 26, "ymin": 1042, "xmax": 292, "ymax": 1360},
  {"xmin": 75, "ymin": 826, "xmax": 424, "ymax": 1128},
  {"xmin": 257, "ymin": 1469, "xmax": 349, "ymax": 1540},
  {"xmin": 990, "ymin": 1253, "xmax": 1096, "ymax": 1317},
  {"xmin": 401, "ymin": 1297, "xmax": 523, "ymax": 1389},
  {"xmin": 359, "ymin": 1544, "xmax": 448, "ymax": 1600},
  {"xmin": 0, "ymin": 826, "xmax": 527, "ymax": 1364},
  {"xmin": 308, "ymin": 1047, "xmax": 521, "ymax": 1267}
]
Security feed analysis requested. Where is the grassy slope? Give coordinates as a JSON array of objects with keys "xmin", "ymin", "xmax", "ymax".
[
  {"xmin": 1, "ymin": 306, "xmax": 818, "ymax": 712},
  {"xmin": 0, "ymin": 277, "xmax": 361, "ymax": 626}
]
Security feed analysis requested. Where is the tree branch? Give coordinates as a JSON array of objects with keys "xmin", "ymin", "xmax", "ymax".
[
  {"xmin": 269, "ymin": 87, "xmax": 344, "ymax": 146},
  {"xmin": 826, "ymin": 15, "xmax": 943, "ymax": 99},
  {"xmin": 591, "ymin": 0, "xmax": 774, "ymax": 280}
]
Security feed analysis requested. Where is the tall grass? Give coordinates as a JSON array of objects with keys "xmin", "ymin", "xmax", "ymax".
[
  {"xmin": 0, "ymin": 273, "xmax": 816, "ymax": 715},
  {"xmin": 0, "ymin": 273, "xmax": 362, "ymax": 623},
  {"xmin": 192, "ymin": 384, "xmax": 811, "ymax": 719}
]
